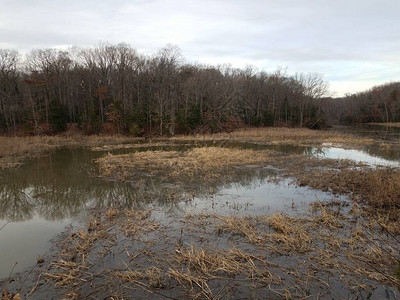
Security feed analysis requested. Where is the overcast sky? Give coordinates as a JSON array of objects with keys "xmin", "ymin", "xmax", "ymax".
[{"xmin": 1, "ymin": 0, "xmax": 399, "ymax": 96}]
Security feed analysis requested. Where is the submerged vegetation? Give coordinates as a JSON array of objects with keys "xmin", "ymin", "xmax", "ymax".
[{"xmin": 8, "ymin": 201, "xmax": 399, "ymax": 299}]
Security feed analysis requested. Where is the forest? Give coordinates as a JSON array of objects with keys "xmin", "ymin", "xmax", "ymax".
[
  {"xmin": 325, "ymin": 81, "xmax": 400, "ymax": 125},
  {"xmin": 0, "ymin": 43, "xmax": 399, "ymax": 136}
]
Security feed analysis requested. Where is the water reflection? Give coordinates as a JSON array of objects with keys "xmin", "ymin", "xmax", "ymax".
[
  {"xmin": 0, "ymin": 149, "xmax": 146, "ymax": 221},
  {"xmin": 310, "ymin": 147, "xmax": 400, "ymax": 167},
  {"xmin": 364, "ymin": 143, "xmax": 400, "ymax": 161},
  {"xmin": 0, "ymin": 149, "xmax": 283, "ymax": 222}
]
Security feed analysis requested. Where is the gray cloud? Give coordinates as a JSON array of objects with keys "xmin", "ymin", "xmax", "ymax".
[{"xmin": 0, "ymin": 0, "xmax": 399, "ymax": 95}]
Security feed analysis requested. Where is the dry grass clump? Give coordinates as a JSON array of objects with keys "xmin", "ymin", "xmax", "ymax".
[
  {"xmin": 122, "ymin": 216, "xmax": 159, "ymax": 238},
  {"xmin": 296, "ymin": 168, "xmax": 400, "ymax": 211},
  {"xmin": 116, "ymin": 266, "xmax": 167, "ymax": 289},
  {"xmin": 117, "ymin": 245, "xmax": 279, "ymax": 300},
  {"xmin": 217, "ymin": 216, "xmax": 263, "ymax": 244},
  {"xmin": 105, "ymin": 208, "xmax": 120, "ymax": 220},
  {"xmin": 43, "ymin": 208, "xmax": 158, "ymax": 298},
  {"xmin": 217, "ymin": 214, "xmax": 312, "ymax": 253},
  {"xmin": 1, "ymin": 290, "xmax": 22, "ymax": 300},
  {"xmin": 45, "ymin": 260, "xmax": 89, "ymax": 287},
  {"xmin": 372, "ymin": 214, "xmax": 400, "ymax": 236},
  {"xmin": 170, "ymin": 127, "xmax": 374, "ymax": 146},
  {"xmin": 124, "ymin": 208, "xmax": 152, "ymax": 220},
  {"xmin": 263, "ymin": 213, "xmax": 312, "ymax": 253},
  {"xmin": 191, "ymin": 211, "xmax": 400, "ymax": 288},
  {"xmin": 44, "ymin": 226, "xmax": 108, "ymax": 291},
  {"xmin": 95, "ymin": 147, "xmax": 273, "ymax": 181},
  {"xmin": 170, "ymin": 246, "xmax": 277, "ymax": 297},
  {"xmin": 311, "ymin": 202, "xmax": 343, "ymax": 230}
]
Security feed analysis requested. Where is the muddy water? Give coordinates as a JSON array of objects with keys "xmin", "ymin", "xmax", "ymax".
[
  {"xmin": 0, "ymin": 133, "xmax": 399, "ymax": 280},
  {"xmin": 0, "ymin": 149, "xmax": 135, "ymax": 278}
]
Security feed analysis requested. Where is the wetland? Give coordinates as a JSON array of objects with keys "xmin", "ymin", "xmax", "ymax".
[{"xmin": 0, "ymin": 127, "xmax": 399, "ymax": 299}]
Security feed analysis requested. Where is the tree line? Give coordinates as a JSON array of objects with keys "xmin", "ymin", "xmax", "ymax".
[
  {"xmin": 0, "ymin": 43, "xmax": 330, "ymax": 136},
  {"xmin": 325, "ymin": 82, "xmax": 400, "ymax": 125}
]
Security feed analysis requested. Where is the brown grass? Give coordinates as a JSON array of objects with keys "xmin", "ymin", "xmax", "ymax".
[
  {"xmin": 296, "ymin": 168, "xmax": 400, "ymax": 209},
  {"xmin": 189, "ymin": 210, "xmax": 400, "ymax": 288},
  {"xmin": 8, "ymin": 127, "xmax": 399, "ymax": 297},
  {"xmin": 37, "ymin": 201, "xmax": 400, "ymax": 299},
  {"xmin": 95, "ymin": 147, "xmax": 275, "ymax": 181},
  {"xmin": 122, "ymin": 210, "xmax": 159, "ymax": 237},
  {"xmin": 368, "ymin": 122, "xmax": 400, "ymax": 128},
  {"xmin": 43, "ymin": 207, "xmax": 157, "ymax": 297},
  {"xmin": 0, "ymin": 127, "xmax": 376, "ymax": 169},
  {"xmin": 116, "ymin": 245, "xmax": 280, "ymax": 299},
  {"xmin": 217, "ymin": 214, "xmax": 312, "ymax": 253},
  {"xmin": 170, "ymin": 127, "xmax": 375, "ymax": 146}
]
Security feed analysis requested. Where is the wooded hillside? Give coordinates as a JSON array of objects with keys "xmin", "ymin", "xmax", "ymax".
[
  {"xmin": 325, "ymin": 82, "xmax": 400, "ymax": 125},
  {"xmin": 0, "ymin": 43, "xmax": 336, "ymax": 135}
]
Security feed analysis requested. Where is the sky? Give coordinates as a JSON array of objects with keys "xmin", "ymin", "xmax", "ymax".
[{"xmin": 0, "ymin": 0, "xmax": 399, "ymax": 96}]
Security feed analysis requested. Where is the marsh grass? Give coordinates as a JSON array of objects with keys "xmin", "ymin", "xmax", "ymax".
[
  {"xmin": 0, "ymin": 127, "xmax": 376, "ymax": 168},
  {"xmin": 30, "ymin": 199, "xmax": 400, "ymax": 299},
  {"xmin": 116, "ymin": 245, "xmax": 283, "ymax": 300},
  {"xmin": 95, "ymin": 147, "xmax": 275, "ymax": 181},
  {"xmin": 217, "ymin": 214, "xmax": 312, "ymax": 253},
  {"xmin": 170, "ymin": 127, "xmax": 375, "ymax": 146},
  {"xmin": 198, "ymin": 210, "xmax": 400, "ymax": 287},
  {"xmin": 120, "ymin": 208, "xmax": 399, "ymax": 298},
  {"xmin": 295, "ymin": 167, "xmax": 400, "ymax": 235},
  {"xmin": 0, "ymin": 127, "xmax": 377, "ymax": 169},
  {"xmin": 297, "ymin": 168, "xmax": 400, "ymax": 206},
  {"xmin": 6, "ymin": 127, "xmax": 400, "ymax": 298},
  {"xmin": 42, "ymin": 208, "xmax": 158, "ymax": 298}
]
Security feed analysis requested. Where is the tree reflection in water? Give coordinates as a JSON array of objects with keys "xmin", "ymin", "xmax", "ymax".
[{"xmin": 0, "ymin": 148, "xmax": 278, "ymax": 222}]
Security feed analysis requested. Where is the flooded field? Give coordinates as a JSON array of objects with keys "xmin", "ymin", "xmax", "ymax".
[
  {"xmin": 0, "ymin": 127, "xmax": 399, "ymax": 299},
  {"xmin": 0, "ymin": 148, "xmax": 339, "ymax": 278}
]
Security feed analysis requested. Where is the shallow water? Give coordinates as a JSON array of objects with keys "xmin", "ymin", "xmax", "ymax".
[
  {"xmin": 0, "ymin": 147, "xmax": 339, "ymax": 278},
  {"xmin": 0, "ymin": 134, "xmax": 399, "ymax": 279},
  {"xmin": 185, "ymin": 176, "xmax": 346, "ymax": 217},
  {"xmin": 0, "ymin": 149, "xmax": 134, "ymax": 278},
  {"xmin": 310, "ymin": 146, "xmax": 400, "ymax": 167}
]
